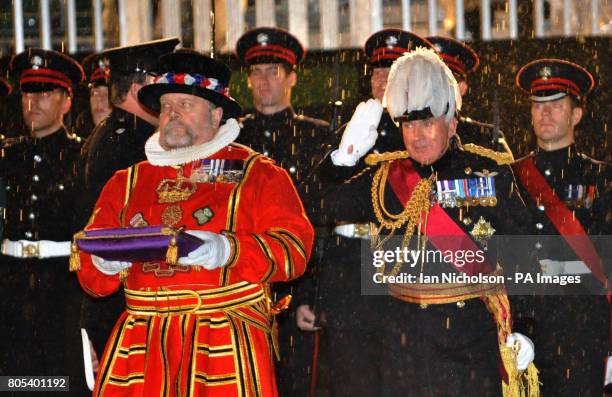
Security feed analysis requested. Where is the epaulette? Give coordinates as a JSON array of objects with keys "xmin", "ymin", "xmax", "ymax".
[
  {"xmin": 513, "ymin": 151, "xmax": 535, "ymax": 163},
  {"xmin": 239, "ymin": 113, "xmax": 254, "ymax": 122},
  {"xmin": 237, "ymin": 114, "xmax": 254, "ymax": 128},
  {"xmin": 294, "ymin": 114, "xmax": 330, "ymax": 128},
  {"xmin": 460, "ymin": 116, "xmax": 494, "ymax": 129},
  {"xmin": 461, "ymin": 143, "xmax": 514, "ymax": 165},
  {"xmin": 365, "ymin": 150, "xmax": 410, "ymax": 166},
  {"xmin": 66, "ymin": 131, "xmax": 83, "ymax": 143},
  {"xmin": 578, "ymin": 152, "xmax": 607, "ymax": 166},
  {"xmin": 0, "ymin": 135, "xmax": 30, "ymax": 148}
]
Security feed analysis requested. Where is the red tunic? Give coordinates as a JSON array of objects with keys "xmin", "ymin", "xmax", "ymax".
[{"xmin": 76, "ymin": 144, "xmax": 314, "ymax": 396}]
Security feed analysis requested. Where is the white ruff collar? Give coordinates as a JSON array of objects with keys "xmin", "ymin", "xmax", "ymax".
[{"xmin": 145, "ymin": 118, "xmax": 240, "ymax": 166}]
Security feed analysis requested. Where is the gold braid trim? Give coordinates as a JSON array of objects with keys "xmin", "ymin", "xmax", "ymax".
[
  {"xmin": 462, "ymin": 143, "xmax": 514, "ymax": 165},
  {"xmin": 483, "ymin": 294, "xmax": 540, "ymax": 397},
  {"xmin": 365, "ymin": 150, "xmax": 410, "ymax": 166},
  {"xmin": 370, "ymin": 160, "xmax": 433, "ymax": 276}
]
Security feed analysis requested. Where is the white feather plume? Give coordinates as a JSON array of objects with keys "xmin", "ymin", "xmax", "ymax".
[{"xmin": 383, "ymin": 47, "xmax": 461, "ymax": 123}]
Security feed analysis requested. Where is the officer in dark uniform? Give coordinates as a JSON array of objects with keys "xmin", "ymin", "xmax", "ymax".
[
  {"xmin": 0, "ymin": 77, "xmax": 13, "ymax": 140},
  {"xmin": 235, "ymin": 27, "xmax": 331, "ymax": 187},
  {"xmin": 0, "ymin": 77, "xmax": 12, "ymax": 241},
  {"xmin": 235, "ymin": 27, "xmax": 331, "ymax": 396},
  {"xmin": 427, "ymin": 36, "xmax": 514, "ymax": 158},
  {"xmin": 301, "ymin": 29, "xmax": 434, "ymax": 396},
  {"xmin": 76, "ymin": 37, "xmax": 179, "ymax": 382},
  {"xmin": 326, "ymin": 48, "xmax": 538, "ymax": 397},
  {"xmin": 0, "ymin": 49, "xmax": 85, "ymax": 393},
  {"xmin": 80, "ymin": 37, "xmax": 179, "ymax": 219},
  {"xmin": 75, "ymin": 53, "xmax": 111, "ymax": 139},
  {"xmin": 512, "ymin": 58, "xmax": 611, "ymax": 397}
]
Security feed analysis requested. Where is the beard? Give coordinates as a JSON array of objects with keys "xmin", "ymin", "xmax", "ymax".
[{"xmin": 161, "ymin": 120, "xmax": 195, "ymax": 149}]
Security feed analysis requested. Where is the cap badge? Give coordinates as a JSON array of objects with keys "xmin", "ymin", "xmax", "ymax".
[
  {"xmin": 30, "ymin": 55, "xmax": 43, "ymax": 70},
  {"xmin": 385, "ymin": 36, "xmax": 398, "ymax": 48},
  {"xmin": 257, "ymin": 33, "xmax": 269, "ymax": 46},
  {"xmin": 539, "ymin": 66, "xmax": 552, "ymax": 80},
  {"xmin": 98, "ymin": 58, "xmax": 109, "ymax": 70}
]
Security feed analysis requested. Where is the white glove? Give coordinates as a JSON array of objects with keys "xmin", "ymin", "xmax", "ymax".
[
  {"xmin": 91, "ymin": 255, "xmax": 132, "ymax": 276},
  {"xmin": 331, "ymin": 99, "xmax": 383, "ymax": 166},
  {"xmin": 506, "ymin": 332, "xmax": 535, "ymax": 371},
  {"xmin": 178, "ymin": 230, "xmax": 231, "ymax": 270}
]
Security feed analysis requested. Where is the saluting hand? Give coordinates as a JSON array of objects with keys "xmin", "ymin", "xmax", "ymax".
[{"xmin": 331, "ymin": 98, "xmax": 383, "ymax": 166}]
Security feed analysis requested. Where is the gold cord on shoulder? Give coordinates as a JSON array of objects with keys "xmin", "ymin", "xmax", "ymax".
[
  {"xmin": 365, "ymin": 150, "xmax": 410, "ymax": 166},
  {"xmin": 462, "ymin": 143, "xmax": 514, "ymax": 165}
]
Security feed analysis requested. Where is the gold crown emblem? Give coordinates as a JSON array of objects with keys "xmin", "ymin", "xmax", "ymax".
[{"xmin": 156, "ymin": 175, "xmax": 196, "ymax": 204}]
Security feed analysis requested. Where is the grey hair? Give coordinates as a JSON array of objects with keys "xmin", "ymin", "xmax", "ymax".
[{"xmin": 383, "ymin": 47, "xmax": 461, "ymax": 123}]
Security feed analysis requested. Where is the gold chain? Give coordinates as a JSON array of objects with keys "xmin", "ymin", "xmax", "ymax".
[{"xmin": 370, "ymin": 160, "xmax": 433, "ymax": 276}]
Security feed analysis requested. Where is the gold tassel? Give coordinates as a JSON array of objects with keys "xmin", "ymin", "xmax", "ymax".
[
  {"xmin": 500, "ymin": 344, "xmax": 540, "ymax": 397},
  {"xmin": 68, "ymin": 242, "xmax": 81, "ymax": 272},
  {"xmin": 525, "ymin": 363, "xmax": 540, "ymax": 397},
  {"xmin": 501, "ymin": 343, "xmax": 520, "ymax": 397},
  {"xmin": 119, "ymin": 268, "xmax": 129, "ymax": 282},
  {"xmin": 166, "ymin": 236, "xmax": 178, "ymax": 265}
]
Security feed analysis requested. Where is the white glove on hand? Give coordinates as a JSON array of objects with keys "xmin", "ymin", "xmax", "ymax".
[
  {"xmin": 91, "ymin": 255, "xmax": 131, "ymax": 276},
  {"xmin": 331, "ymin": 99, "xmax": 383, "ymax": 166},
  {"xmin": 178, "ymin": 231, "xmax": 231, "ymax": 270},
  {"xmin": 506, "ymin": 332, "xmax": 535, "ymax": 371}
]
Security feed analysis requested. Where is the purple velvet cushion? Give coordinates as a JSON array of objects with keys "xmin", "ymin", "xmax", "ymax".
[{"xmin": 76, "ymin": 226, "xmax": 203, "ymax": 262}]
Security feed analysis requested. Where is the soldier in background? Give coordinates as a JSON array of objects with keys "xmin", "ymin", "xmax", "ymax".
[
  {"xmin": 76, "ymin": 37, "xmax": 179, "ymax": 382},
  {"xmin": 427, "ymin": 36, "xmax": 514, "ymax": 158},
  {"xmin": 513, "ymin": 58, "xmax": 611, "ymax": 396},
  {"xmin": 236, "ymin": 27, "xmax": 331, "ymax": 185},
  {"xmin": 0, "ymin": 49, "xmax": 85, "ymax": 394},
  {"xmin": 75, "ymin": 53, "xmax": 112, "ymax": 139},
  {"xmin": 0, "ymin": 77, "xmax": 11, "ymax": 242},
  {"xmin": 235, "ymin": 27, "xmax": 331, "ymax": 396}
]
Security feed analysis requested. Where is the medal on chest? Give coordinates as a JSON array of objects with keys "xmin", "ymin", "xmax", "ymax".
[
  {"xmin": 435, "ymin": 171, "xmax": 498, "ymax": 208},
  {"xmin": 563, "ymin": 183, "xmax": 596, "ymax": 209},
  {"xmin": 189, "ymin": 159, "xmax": 245, "ymax": 183}
]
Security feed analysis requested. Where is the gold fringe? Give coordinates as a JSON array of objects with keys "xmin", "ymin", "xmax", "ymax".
[
  {"xmin": 462, "ymin": 143, "xmax": 514, "ymax": 165},
  {"xmin": 166, "ymin": 236, "xmax": 178, "ymax": 265},
  {"xmin": 500, "ymin": 344, "xmax": 540, "ymax": 397},
  {"xmin": 68, "ymin": 242, "xmax": 81, "ymax": 272},
  {"xmin": 119, "ymin": 268, "xmax": 129, "ymax": 282},
  {"xmin": 270, "ymin": 295, "xmax": 292, "ymax": 316},
  {"xmin": 524, "ymin": 363, "xmax": 540, "ymax": 397}
]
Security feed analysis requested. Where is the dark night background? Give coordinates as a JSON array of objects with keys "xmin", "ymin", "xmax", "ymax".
[{"xmin": 1, "ymin": 36, "xmax": 610, "ymax": 161}]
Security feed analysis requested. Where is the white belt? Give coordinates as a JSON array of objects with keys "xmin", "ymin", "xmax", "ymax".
[
  {"xmin": 539, "ymin": 259, "xmax": 591, "ymax": 276},
  {"xmin": 333, "ymin": 223, "xmax": 370, "ymax": 240},
  {"xmin": 1, "ymin": 239, "xmax": 71, "ymax": 259}
]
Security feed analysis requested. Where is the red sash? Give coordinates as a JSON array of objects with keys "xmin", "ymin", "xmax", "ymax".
[
  {"xmin": 514, "ymin": 156, "xmax": 607, "ymax": 288},
  {"xmin": 387, "ymin": 159, "xmax": 515, "ymax": 384},
  {"xmin": 387, "ymin": 159, "xmax": 495, "ymax": 276}
]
